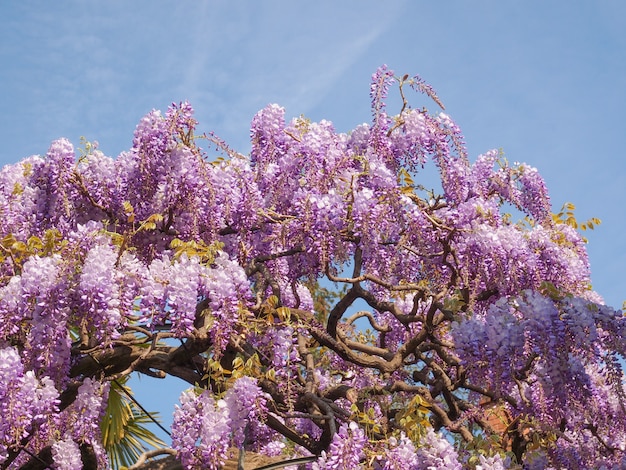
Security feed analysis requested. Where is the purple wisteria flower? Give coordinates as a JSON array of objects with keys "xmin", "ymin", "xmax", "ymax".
[
  {"xmin": 0, "ymin": 66, "xmax": 623, "ymax": 469},
  {"xmin": 51, "ymin": 437, "xmax": 82, "ymax": 470},
  {"xmin": 224, "ymin": 377, "xmax": 269, "ymax": 447},
  {"xmin": 171, "ymin": 389, "xmax": 231, "ymax": 470},
  {"xmin": 79, "ymin": 243, "xmax": 123, "ymax": 340},
  {"xmin": 475, "ymin": 454, "xmax": 510, "ymax": 470},
  {"xmin": 313, "ymin": 421, "xmax": 367, "ymax": 469},
  {"xmin": 414, "ymin": 429, "xmax": 462, "ymax": 470},
  {"xmin": 0, "ymin": 347, "xmax": 59, "ymax": 466},
  {"xmin": 381, "ymin": 433, "xmax": 419, "ymax": 470},
  {"xmin": 55, "ymin": 378, "xmax": 109, "ymax": 468}
]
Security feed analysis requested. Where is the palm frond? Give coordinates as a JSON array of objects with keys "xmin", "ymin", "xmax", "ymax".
[{"xmin": 101, "ymin": 377, "xmax": 167, "ymax": 469}]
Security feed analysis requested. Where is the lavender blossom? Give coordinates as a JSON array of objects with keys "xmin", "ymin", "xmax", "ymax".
[
  {"xmin": 224, "ymin": 377, "xmax": 269, "ymax": 448},
  {"xmin": 172, "ymin": 389, "xmax": 231, "ymax": 470},
  {"xmin": 313, "ymin": 422, "xmax": 367, "ymax": 469},
  {"xmin": 51, "ymin": 437, "xmax": 82, "ymax": 470},
  {"xmin": 414, "ymin": 429, "xmax": 462, "ymax": 470}
]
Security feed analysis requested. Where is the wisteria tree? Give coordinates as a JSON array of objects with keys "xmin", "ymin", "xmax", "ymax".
[{"xmin": 0, "ymin": 66, "xmax": 624, "ymax": 470}]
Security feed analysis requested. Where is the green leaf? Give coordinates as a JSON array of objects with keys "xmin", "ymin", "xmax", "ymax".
[
  {"xmin": 101, "ymin": 377, "xmax": 166, "ymax": 470},
  {"xmin": 276, "ymin": 306, "xmax": 291, "ymax": 322}
]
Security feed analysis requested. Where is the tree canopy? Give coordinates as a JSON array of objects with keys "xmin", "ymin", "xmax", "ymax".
[{"xmin": 0, "ymin": 66, "xmax": 624, "ymax": 470}]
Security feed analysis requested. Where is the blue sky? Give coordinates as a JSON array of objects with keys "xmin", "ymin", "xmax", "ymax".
[{"xmin": 2, "ymin": 1, "xmax": 626, "ymax": 443}]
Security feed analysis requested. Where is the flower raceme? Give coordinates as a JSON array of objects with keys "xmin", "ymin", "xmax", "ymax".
[{"xmin": 0, "ymin": 68, "xmax": 623, "ymax": 469}]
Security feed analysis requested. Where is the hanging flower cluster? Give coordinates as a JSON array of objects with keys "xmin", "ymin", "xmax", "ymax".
[{"xmin": 0, "ymin": 68, "xmax": 623, "ymax": 470}]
